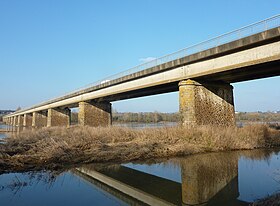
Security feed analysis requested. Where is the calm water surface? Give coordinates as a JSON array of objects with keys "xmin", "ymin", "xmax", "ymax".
[
  {"xmin": 1, "ymin": 126, "xmax": 280, "ymax": 205},
  {"xmin": 0, "ymin": 133, "xmax": 6, "ymax": 139},
  {"xmin": 113, "ymin": 122, "xmax": 177, "ymax": 128},
  {"xmin": 0, "ymin": 124, "xmax": 8, "ymax": 129},
  {"xmin": 0, "ymin": 147, "xmax": 279, "ymax": 205}
]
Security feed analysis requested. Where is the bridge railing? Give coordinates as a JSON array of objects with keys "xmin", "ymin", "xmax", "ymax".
[
  {"xmin": 66, "ymin": 14, "xmax": 280, "ymax": 95},
  {"xmin": 10, "ymin": 14, "xmax": 280, "ymax": 113}
]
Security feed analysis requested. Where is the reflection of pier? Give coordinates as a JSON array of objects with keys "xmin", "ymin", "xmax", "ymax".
[
  {"xmin": 75, "ymin": 165, "xmax": 181, "ymax": 206},
  {"xmin": 74, "ymin": 152, "xmax": 249, "ymax": 206},
  {"xmin": 181, "ymin": 152, "xmax": 247, "ymax": 206}
]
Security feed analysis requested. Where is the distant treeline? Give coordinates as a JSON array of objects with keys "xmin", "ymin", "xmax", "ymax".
[
  {"xmin": 236, "ymin": 112, "xmax": 280, "ymax": 122},
  {"xmin": 70, "ymin": 112, "xmax": 179, "ymax": 123},
  {"xmin": 113, "ymin": 112, "xmax": 179, "ymax": 123},
  {"xmin": 113, "ymin": 111, "xmax": 280, "ymax": 123},
  {"xmin": 49, "ymin": 111, "xmax": 280, "ymax": 124}
]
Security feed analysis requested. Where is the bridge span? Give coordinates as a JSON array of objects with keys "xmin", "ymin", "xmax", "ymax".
[{"xmin": 3, "ymin": 15, "xmax": 280, "ymax": 127}]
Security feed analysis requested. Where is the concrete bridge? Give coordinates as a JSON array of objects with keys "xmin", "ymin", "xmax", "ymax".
[{"xmin": 3, "ymin": 15, "xmax": 280, "ymax": 127}]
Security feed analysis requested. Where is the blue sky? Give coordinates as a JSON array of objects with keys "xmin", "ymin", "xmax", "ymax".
[{"xmin": 0, "ymin": 0, "xmax": 279, "ymax": 112}]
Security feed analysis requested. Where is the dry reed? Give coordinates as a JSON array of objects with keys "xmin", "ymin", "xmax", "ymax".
[{"xmin": 0, "ymin": 124, "xmax": 279, "ymax": 172}]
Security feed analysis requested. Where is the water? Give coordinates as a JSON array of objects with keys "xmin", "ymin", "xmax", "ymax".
[
  {"xmin": 0, "ymin": 133, "xmax": 5, "ymax": 139},
  {"xmin": 0, "ymin": 149, "xmax": 279, "ymax": 205},
  {"xmin": 0, "ymin": 124, "xmax": 7, "ymax": 129},
  {"xmin": 0, "ymin": 125, "xmax": 7, "ymax": 139},
  {"xmin": 113, "ymin": 122, "xmax": 177, "ymax": 129}
]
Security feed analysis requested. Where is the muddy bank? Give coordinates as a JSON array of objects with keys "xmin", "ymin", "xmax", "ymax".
[{"xmin": 0, "ymin": 124, "xmax": 280, "ymax": 173}]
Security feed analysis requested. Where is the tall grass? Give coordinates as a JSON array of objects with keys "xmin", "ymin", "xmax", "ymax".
[{"xmin": 0, "ymin": 124, "xmax": 279, "ymax": 172}]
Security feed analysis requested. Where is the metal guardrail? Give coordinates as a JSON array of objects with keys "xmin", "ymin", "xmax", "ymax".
[
  {"xmin": 7, "ymin": 14, "xmax": 280, "ymax": 115},
  {"xmin": 68, "ymin": 14, "xmax": 280, "ymax": 92}
]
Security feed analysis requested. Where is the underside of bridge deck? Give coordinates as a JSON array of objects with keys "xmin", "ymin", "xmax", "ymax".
[
  {"xmin": 32, "ymin": 111, "xmax": 47, "ymax": 128},
  {"xmin": 78, "ymin": 101, "xmax": 112, "ymax": 127},
  {"xmin": 47, "ymin": 108, "xmax": 71, "ymax": 127}
]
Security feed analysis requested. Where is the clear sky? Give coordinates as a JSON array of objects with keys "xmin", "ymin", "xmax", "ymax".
[{"xmin": 0, "ymin": 0, "xmax": 279, "ymax": 112}]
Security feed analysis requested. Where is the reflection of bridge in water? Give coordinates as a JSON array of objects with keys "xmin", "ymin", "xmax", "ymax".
[{"xmin": 74, "ymin": 152, "xmax": 249, "ymax": 206}]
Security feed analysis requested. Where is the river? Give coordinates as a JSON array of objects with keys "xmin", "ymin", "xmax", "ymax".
[{"xmin": 0, "ymin": 126, "xmax": 280, "ymax": 205}]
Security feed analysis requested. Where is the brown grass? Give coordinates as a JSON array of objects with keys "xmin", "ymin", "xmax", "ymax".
[
  {"xmin": 250, "ymin": 193, "xmax": 280, "ymax": 206},
  {"xmin": 0, "ymin": 124, "xmax": 279, "ymax": 173}
]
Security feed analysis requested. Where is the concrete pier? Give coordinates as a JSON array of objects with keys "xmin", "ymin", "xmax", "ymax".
[
  {"xmin": 17, "ymin": 115, "xmax": 24, "ymax": 127},
  {"xmin": 13, "ymin": 116, "xmax": 17, "ymax": 126},
  {"xmin": 78, "ymin": 101, "xmax": 112, "ymax": 127},
  {"xmin": 179, "ymin": 79, "xmax": 235, "ymax": 126},
  {"xmin": 23, "ymin": 113, "xmax": 33, "ymax": 127},
  {"xmin": 47, "ymin": 108, "xmax": 71, "ymax": 127},
  {"xmin": 32, "ymin": 111, "xmax": 47, "ymax": 128}
]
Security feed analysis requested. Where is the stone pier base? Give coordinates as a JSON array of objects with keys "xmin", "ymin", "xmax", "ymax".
[
  {"xmin": 78, "ymin": 101, "xmax": 112, "ymax": 127},
  {"xmin": 17, "ymin": 115, "xmax": 24, "ymax": 127},
  {"xmin": 179, "ymin": 79, "xmax": 235, "ymax": 126},
  {"xmin": 23, "ymin": 113, "xmax": 33, "ymax": 127},
  {"xmin": 32, "ymin": 111, "xmax": 47, "ymax": 128},
  {"xmin": 13, "ymin": 116, "xmax": 17, "ymax": 126},
  {"xmin": 47, "ymin": 108, "xmax": 71, "ymax": 127}
]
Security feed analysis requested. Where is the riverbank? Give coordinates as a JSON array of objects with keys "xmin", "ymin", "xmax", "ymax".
[
  {"xmin": 251, "ymin": 193, "xmax": 280, "ymax": 206},
  {"xmin": 0, "ymin": 124, "xmax": 280, "ymax": 173}
]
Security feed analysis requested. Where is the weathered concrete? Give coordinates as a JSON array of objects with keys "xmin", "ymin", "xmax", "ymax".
[
  {"xmin": 78, "ymin": 101, "xmax": 111, "ymax": 127},
  {"xmin": 32, "ymin": 111, "xmax": 47, "ymax": 128},
  {"xmin": 23, "ymin": 113, "xmax": 33, "ymax": 127},
  {"xmin": 17, "ymin": 115, "xmax": 24, "ymax": 127},
  {"xmin": 47, "ymin": 108, "xmax": 71, "ymax": 127},
  {"xmin": 179, "ymin": 79, "xmax": 235, "ymax": 126}
]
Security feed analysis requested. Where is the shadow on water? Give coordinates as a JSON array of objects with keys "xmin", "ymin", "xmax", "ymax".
[{"xmin": 0, "ymin": 144, "xmax": 279, "ymax": 205}]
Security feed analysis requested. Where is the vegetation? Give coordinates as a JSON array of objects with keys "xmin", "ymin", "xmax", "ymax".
[
  {"xmin": 250, "ymin": 193, "xmax": 280, "ymax": 206},
  {"xmin": 0, "ymin": 124, "xmax": 279, "ymax": 173},
  {"xmin": 70, "ymin": 111, "xmax": 180, "ymax": 124},
  {"xmin": 72, "ymin": 111, "xmax": 280, "ymax": 124},
  {"xmin": 112, "ymin": 111, "xmax": 179, "ymax": 123},
  {"xmin": 236, "ymin": 112, "xmax": 280, "ymax": 123},
  {"xmin": 111, "ymin": 111, "xmax": 280, "ymax": 124},
  {"xmin": 5, "ymin": 111, "xmax": 275, "ymax": 125}
]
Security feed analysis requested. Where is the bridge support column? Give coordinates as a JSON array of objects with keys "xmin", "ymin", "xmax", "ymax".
[
  {"xmin": 32, "ymin": 111, "xmax": 47, "ymax": 128},
  {"xmin": 179, "ymin": 79, "xmax": 235, "ymax": 126},
  {"xmin": 23, "ymin": 113, "xmax": 33, "ymax": 127},
  {"xmin": 13, "ymin": 116, "xmax": 17, "ymax": 126},
  {"xmin": 47, "ymin": 108, "xmax": 71, "ymax": 127},
  {"xmin": 78, "ymin": 101, "xmax": 112, "ymax": 127},
  {"xmin": 17, "ymin": 115, "xmax": 24, "ymax": 127}
]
